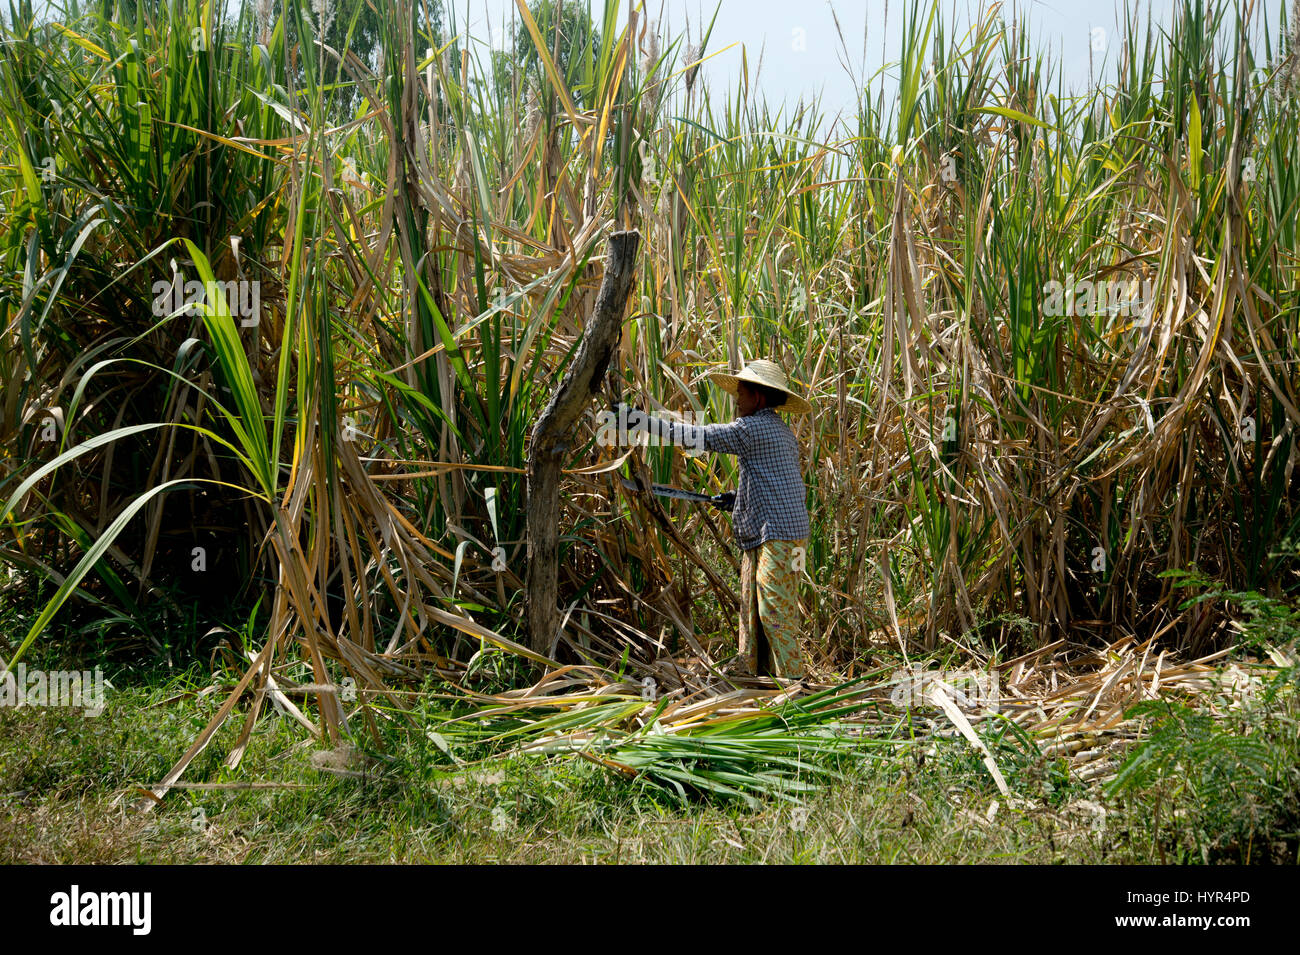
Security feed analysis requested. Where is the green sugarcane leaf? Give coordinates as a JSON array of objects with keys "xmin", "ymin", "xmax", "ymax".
[
  {"xmin": 3, "ymin": 478, "xmax": 202, "ymax": 670},
  {"xmin": 973, "ymin": 105, "xmax": 1054, "ymax": 130}
]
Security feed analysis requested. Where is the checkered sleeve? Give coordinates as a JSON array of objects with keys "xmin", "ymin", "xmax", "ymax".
[
  {"xmin": 635, "ymin": 414, "xmax": 752, "ymax": 455},
  {"xmin": 629, "ymin": 409, "xmax": 807, "ymax": 549},
  {"xmin": 700, "ymin": 419, "xmax": 751, "ymax": 455}
]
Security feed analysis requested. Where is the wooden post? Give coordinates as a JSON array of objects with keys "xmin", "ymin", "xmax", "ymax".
[{"xmin": 526, "ymin": 230, "xmax": 641, "ymax": 654}]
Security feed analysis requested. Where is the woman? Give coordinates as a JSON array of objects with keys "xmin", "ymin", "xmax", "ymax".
[{"xmin": 616, "ymin": 359, "xmax": 812, "ymax": 679}]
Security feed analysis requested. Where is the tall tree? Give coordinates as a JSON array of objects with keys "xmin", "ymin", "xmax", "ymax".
[
  {"xmin": 492, "ymin": 0, "xmax": 601, "ymax": 108},
  {"xmin": 287, "ymin": 0, "xmax": 447, "ymax": 120}
]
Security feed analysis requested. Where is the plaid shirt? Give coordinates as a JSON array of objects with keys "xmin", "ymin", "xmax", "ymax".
[{"xmin": 643, "ymin": 408, "xmax": 809, "ymax": 551}]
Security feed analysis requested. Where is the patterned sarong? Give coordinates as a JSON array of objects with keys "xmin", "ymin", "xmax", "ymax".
[{"xmin": 737, "ymin": 538, "xmax": 807, "ymax": 678}]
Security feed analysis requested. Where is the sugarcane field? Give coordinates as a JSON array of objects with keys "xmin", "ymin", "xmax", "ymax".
[{"xmin": 0, "ymin": 0, "xmax": 1297, "ymax": 893}]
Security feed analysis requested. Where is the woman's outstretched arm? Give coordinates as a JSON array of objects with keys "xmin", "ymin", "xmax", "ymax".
[{"xmin": 604, "ymin": 404, "xmax": 750, "ymax": 455}]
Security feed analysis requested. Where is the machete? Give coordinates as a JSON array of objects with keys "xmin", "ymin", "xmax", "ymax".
[{"xmin": 618, "ymin": 477, "xmax": 735, "ymax": 511}]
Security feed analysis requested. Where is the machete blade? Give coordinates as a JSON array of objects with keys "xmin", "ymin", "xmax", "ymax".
[{"xmin": 617, "ymin": 477, "xmax": 731, "ymax": 508}]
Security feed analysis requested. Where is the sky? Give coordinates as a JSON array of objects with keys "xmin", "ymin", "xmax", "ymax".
[
  {"xmin": 26, "ymin": 0, "xmax": 1292, "ymax": 122},
  {"xmin": 449, "ymin": 0, "xmax": 1288, "ymax": 128}
]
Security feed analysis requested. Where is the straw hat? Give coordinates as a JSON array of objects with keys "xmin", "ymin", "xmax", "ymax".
[{"xmin": 707, "ymin": 359, "xmax": 813, "ymax": 415}]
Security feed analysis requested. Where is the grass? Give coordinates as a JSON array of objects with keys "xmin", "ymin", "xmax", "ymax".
[
  {"xmin": 3, "ymin": 588, "xmax": 1296, "ymax": 863},
  {"xmin": 0, "ymin": 669, "xmax": 1110, "ymax": 864},
  {"xmin": 3, "ymin": 669, "xmax": 1293, "ymax": 864}
]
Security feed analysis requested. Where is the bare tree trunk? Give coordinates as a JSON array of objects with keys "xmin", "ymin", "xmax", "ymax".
[{"xmin": 526, "ymin": 230, "xmax": 641, "ymax": 654}]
